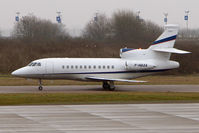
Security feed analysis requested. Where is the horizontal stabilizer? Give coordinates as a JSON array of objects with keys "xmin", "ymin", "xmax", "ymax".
[
  {"xmin": 86, "ymin": 77, "xmax": 147, "ymax": 83},
  {"xmin": 153, "ymin": 48, "xmax": 191, "ymax": 54}
]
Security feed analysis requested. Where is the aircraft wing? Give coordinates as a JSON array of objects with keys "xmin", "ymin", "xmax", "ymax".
[{"xmin": 86, "ymin": 76, "xmax": 147, "ymax": 83}]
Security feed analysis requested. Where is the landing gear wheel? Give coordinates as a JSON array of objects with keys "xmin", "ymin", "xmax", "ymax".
[
  {"xmin": 38, "ymin": 86, "xmax": 43, "ymax": 91},
  {"xmin": 109, "ymin": 86, "xmax": 115, "ymax": 91},
  {"xmin": 102, "ymin": 81, "xmax": 115, "ymax": 91},
  {"xmin": 103, "ymin": 82, "xmax": 110, "ymax": 90},
  {"xmin": 109, "ymin": 81, "xmax": 115, "ymax": 91}
]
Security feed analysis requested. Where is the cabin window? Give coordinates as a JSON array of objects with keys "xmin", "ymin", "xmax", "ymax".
[
  {"xmin": 84, "ymin": 65, "xmax": 87, "ymax": 69},
  {"xmin": 98, "ymin": 66, "xmax": 101, "ymax": 69},
  {"xmin": 75, "ymin": 65, "xmax": 78, "ymax": 69},
  {"xmin": 89, "ymin": 65, "xmax": 91, "ymax": 69},
  {"xmin": 62, "ymin": 65, "xmax": 65, "ymax": 69},
  {"xmin": 71, "ymin": 65, "xmax": 74, "ymax": 69},
  {"xmin": 66, "ymin": 65, "xmax": 69, "ymax": 69},
  {"xmin": 80, "ymin": 65, "xmax": 82, "ymax": 69},
  {"xmin": 112, "ymin": 65, "xmax": 114, "ymax": 69},
  {"xmin": 107, "ymin": 66, "xmax": 110, "ymax": 69},
  {"xmin": 93, "ymin": 65, "xmax": 96, "ymax": 69},
  {"xmin": 103, "ymin": 65, "xmax": 105, "ymax": 69}
]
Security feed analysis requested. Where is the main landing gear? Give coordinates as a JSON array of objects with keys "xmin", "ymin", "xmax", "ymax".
[
  {"xmin": 103, "ymin": 81, "xmax": 115, "ymax": 91},
  {"xmin": 38, "ymin": 79, "xmax": 43, "ymax": 91}
]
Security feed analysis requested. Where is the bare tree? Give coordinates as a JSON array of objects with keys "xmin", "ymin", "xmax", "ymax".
[
  {"xmin": 12, "ymin": 15, "xmax": 69, "ymax": 42},
  {"xmin": 82, "ymin": 10, "xmax": 162, "ymax": 45},
  {"xmin": 111, "ymin": 10, "xmax": 144, "ymax": 43},
  {"xmin": 111, "ymin": 10, "xmax": 162, "ymax": 44},
  {"xmin": 179, "ymin": 29, "xmax": 199, "ymax": 40},
  {"xmin": 83, "ymin": 14, "xmax": 112, "ymax": 42},
  {"xmin": 142, "ymin": 21, "xmax": 163, "ymax": 42}
]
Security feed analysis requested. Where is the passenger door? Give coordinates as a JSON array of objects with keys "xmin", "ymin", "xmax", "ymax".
[{"xmin": 46, "ymin": 61, "xmax": 54, "ymax": 74}]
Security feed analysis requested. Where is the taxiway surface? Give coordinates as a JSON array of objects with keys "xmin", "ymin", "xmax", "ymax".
[
  {"xmin": 1, "ymin": 104, "xmax": 199, "ymax": 133},
  {"xmin": 0, "ymin": 85, "xmax": 198, "ymax": 93}
]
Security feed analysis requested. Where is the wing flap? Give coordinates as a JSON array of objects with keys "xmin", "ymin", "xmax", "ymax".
[
  {"xmin": 86, "ymin": 76, "xmax": 147, "ymax": 83},
  {"xmin": 153, "ymin": 48, "xmax": 191, "ymax": 54}
]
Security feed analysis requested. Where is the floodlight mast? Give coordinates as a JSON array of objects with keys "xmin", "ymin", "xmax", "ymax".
[
  {"xmin": 15, "ymin": 12, "xmax": 20, "ymax": 22},
  {"xmin": 136, "ymin": 11, "xmax": 141, "ymax": 20},
  {"xmin": 94, "ymin": 11, "xmax": 99, "ymax": 22},
  {"xmin": 56, "ymin": 12, "xmax": 62, "ymax": 24},
  {"xmin": 163, "ymin": 13, "xmax": 168, "ymax": 25},
  {"xmin": 185, "ymin": 10, "xmax": 190, "ymax": 32}
]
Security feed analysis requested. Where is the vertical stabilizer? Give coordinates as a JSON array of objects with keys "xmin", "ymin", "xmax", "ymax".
[{"xmin": 149, "ymin": 24, "xmax": 179, "ymax": 50}]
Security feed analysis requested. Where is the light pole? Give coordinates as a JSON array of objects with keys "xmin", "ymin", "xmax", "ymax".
[
  {"xmin": 94, "ymin": 11, "xmax": 99, "ymax": 22},
  {"xmin": 15, "ymin": 12, "xmax": 20, "ymax": 22},
  {"xmin": 136, "ymin": 11, "xmax": 140, "ymax": 20},
  {"xmin": 56, "ymin": 12, "xmax": 62, "ymax": 24},
  {"xmin": 185, "ymin": 10, "xmax": 189, "ymax": 32},
  {"xmin": 163, "ymin": 13, "xmax": 168, "ymax": 25}
]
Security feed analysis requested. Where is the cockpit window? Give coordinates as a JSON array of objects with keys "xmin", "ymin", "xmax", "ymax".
[
  {"xmin": 32, "ymin": 63, "xmax": 37, "ymax": 66},
  {"xmin": 37, "ymin": 63, "xmax": 41, "ymax": 66},
  {"xmin": 28, "ymin": 63, "xmax": 33, "ymax": 66},
  {"xmin": 28, "ymin": 62, "xmax": 41, "ymax": 67}
]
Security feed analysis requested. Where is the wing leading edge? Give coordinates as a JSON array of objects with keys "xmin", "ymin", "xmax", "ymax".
[{"xmin": 86, "ymin": 76, "xmax": 147, "ymax": 83}]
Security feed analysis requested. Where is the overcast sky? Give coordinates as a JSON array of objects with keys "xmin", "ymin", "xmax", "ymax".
[{"xmin": 0, "ymin": 0, "xmax": 198, "ymax": 36}]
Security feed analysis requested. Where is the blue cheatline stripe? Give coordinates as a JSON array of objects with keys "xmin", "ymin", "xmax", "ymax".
[
  {"xmin": 153, "ymin": 35, "xmax": 177, "ymax": 45},
  {"xmin": 122, "ymin": 48, "xmax": 135, "ymax": 53},
  {"xmin": 41, "ymin": 69, "xmax": 171, "ymax": 75}
]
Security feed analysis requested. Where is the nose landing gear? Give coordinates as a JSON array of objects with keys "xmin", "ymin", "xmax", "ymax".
[{"xmin": 38, "ymin": 79, "xmax": 43, "ymax": 91}]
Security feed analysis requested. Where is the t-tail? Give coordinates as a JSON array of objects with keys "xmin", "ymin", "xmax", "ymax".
[
  {"xmin": 120, "ymin": 24, "xmax": 191, "ymax": 61},
  {"xmin": 148, "ymin": 24, "xmax": 191, "ymax": 60}
]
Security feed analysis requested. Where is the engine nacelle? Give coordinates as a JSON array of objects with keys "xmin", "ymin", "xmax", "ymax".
[{"xmin": 126, "ymin": 61, "xmax": 156, "ymax": 71}]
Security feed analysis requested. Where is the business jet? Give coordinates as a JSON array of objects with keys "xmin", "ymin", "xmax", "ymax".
[{"xmin": 12, "ymin": 24, "xmax": 190, "ymax": 91}]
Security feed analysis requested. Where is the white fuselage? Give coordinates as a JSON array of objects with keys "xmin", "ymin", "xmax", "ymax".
[{"xmin": 12, "ymin": 57, "xmax": 179, "ymax": 81}]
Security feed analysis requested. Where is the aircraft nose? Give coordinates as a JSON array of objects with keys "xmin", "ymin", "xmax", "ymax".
[
  {"xmin": 11, "ymin": 71, "xmax": 16, "ymax": 76},
  {"xmin": 11, "ymin": 68, "xmax": 25, "ymax": 77}
]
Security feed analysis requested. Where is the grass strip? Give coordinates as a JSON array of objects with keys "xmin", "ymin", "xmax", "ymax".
[{"xmin": 1, "ymin": 92, "xmax": 199, "ymax": 105}]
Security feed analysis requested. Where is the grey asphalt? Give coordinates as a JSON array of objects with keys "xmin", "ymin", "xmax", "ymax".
[
  {"xmin": 0, "ymin": 85, "xmax": 198, "ymax": 93},
  {"xmin": 1, "ymin": 104, "xmax": 199, "ymax": 133}
]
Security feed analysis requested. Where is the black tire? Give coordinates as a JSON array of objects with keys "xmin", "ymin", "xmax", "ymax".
[
  {"xmin": 38, "ymin": 86, "xmax": 43, "ymax": 91},
  {"xmin": 109, "ymin": 87, "xmax": 115, "ymax": 91},
  {"xmin": 103, "ymin": 83, "xmax": 110, "ymax": 90}
]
